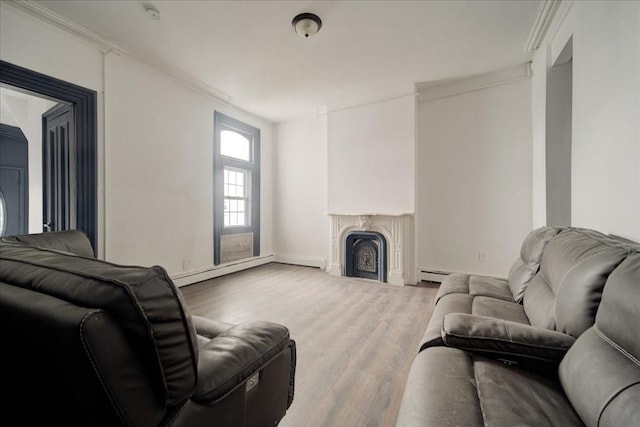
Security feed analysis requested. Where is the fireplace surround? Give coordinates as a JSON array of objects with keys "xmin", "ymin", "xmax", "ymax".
[{"xmin": 327, "ymin": 213, "xmax": 415, "ymax": 286}]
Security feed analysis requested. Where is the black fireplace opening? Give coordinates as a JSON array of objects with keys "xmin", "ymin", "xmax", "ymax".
[{"xmin": 345, "ymin": 231, "xmax": 387, "ymax": 282}]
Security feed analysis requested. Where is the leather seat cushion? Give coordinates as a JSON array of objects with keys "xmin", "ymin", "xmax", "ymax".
[
  {"xmin": 435, "ymin": 274, "xmax": 513, "ymax": 304},
  {"xmin": 471, "ymin": 296, "xmax": 529, "ymax": 324},
  {"xmin": 396, "ymin": 347, "xmax": 583, "ymax": 427}
]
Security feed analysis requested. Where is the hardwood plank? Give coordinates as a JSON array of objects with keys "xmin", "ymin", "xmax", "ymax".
[{"xmin": 180, "ymin": 263, "xmax": 437, "ymax": 427}]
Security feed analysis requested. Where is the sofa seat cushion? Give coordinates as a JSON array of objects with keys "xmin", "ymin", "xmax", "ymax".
[
  {"xmin": 471, "ymin": 296, "xmax": 530, "ymax": 323},
  {"xmin": 419, "ymin": 294, "xmax": 529, "ymax": 352},
  {"xmin": 396, "ymin": 347, "xmax": 583, "ymax": 427},
  {"xmin": 435, "ymin": 273, "xmax": 513, "ymax": 304},
  {"xmin": 0, "ymin": 243, "xmax": 198, "ymax": 406}
]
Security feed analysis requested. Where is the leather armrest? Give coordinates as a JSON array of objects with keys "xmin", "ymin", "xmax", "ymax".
[
  {"xmin": 191, "ymin": 315, "xmax": 234, "ymax": 339},
  {"xmin": 192, "ymin": 321, "xmax": 290, "ymax": 403},
  {"xmin": 442, "ymin": 313, "xmax": 576, "ymax": 363}
]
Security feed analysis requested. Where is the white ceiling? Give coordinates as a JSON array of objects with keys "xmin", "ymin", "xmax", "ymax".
[{"xmin": 33, "ymin": 0, "xmax": 541, "ymax": 123}]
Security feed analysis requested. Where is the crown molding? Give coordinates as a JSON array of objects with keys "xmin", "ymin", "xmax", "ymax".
[
  {"xmin": 4, "ymin": 0, "xmax": 129, "ymax": 54},
  {"xmin": 416, "ymin": 63, "xmax": 531, "ymax": 103},
  {"xmin": 4, "ymin": 1, "xmax": 235, "ymax": 107},
  {"xmin": 525, "ymin": 0, "xmax": 562, "ymax": 52}
]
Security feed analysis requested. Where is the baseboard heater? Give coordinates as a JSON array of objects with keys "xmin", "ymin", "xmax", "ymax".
[{"xmin": 418, "ymin": 270, "xmax": 451, "ymax": 283}]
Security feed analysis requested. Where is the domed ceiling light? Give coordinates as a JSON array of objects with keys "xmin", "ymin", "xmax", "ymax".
[{"xmin": 292, "ymin": 13, "xmax": 322, "ymax": 38}]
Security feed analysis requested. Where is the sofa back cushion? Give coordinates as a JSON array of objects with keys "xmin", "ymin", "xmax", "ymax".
[
  {"xmin": 523, "ymin": 228, "xmax": 630, "ymax": 337},
  {"xmin": 0, "ymin": 243, "xmax": 198, "ymax": 407},
  {"xmin": 508, "ymin": 226, "xmax": 563, "ymax": 303},
  {"xmin": 559, "ymin": 252, "xmax": 640, "ymax": 426},
  {"xmin": 1, "ymin": 229, "xmax": 95, "ymax": 258},
  {"xmin": 0, "ymin": 283, "xmax": 167, "ymax": 426}
]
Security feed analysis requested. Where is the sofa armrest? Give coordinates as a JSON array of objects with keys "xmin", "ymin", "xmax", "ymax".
[
  {"xmin": 192, "ymin": 321, "xmax": 290, "ymax": 403},
  {"xmin": 442, "ymin": 313, "xmax": 576, "ymax": 363}
]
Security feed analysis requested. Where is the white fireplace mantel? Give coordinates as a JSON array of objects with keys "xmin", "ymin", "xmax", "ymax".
[{"xmin": 326, "ymin": 213, "xmax": 416, "ymax": 286}]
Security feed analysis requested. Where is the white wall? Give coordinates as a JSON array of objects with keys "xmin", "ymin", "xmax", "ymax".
[
  {"xmin": 327, "ymin": 96, "xmax": 416, "ymax": 214},
  {"xmin": 1, "ymin": 5, "xmax": 275, "ymax": 281},
  {"xmin": 274, "ymin": 114, "xmax": 328, "ymax": 267},
  {"xmin": 532, "ymin": 1, "xmax": 640, "ymax": 241},
  {"xmin": 104, "ymin": 53, "xmax": 274, "ymax": 275},
  {"xmin": 417, "ymin": 78, "xmax": 533, "ymax": 277}
]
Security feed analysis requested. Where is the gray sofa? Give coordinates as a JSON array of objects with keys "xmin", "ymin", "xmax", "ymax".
[
  {"xmin": 397, "ymin": 227, "xmax": 640, "ymax": 426},
  {"xmin": 0, "ymin": 230, "xmax": 296, "ymax": 427}
]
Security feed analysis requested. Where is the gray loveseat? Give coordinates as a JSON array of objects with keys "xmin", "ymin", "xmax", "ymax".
[{"xmin": 397, "ymin": 227, "xmax": 640, "ymax": 426}]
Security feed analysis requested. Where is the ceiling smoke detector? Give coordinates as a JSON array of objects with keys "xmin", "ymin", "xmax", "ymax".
[
  {"xmin": 145, "ymin": 5, "xmax": 160, "ymax": 21},
  {"xmin": 292, "ymin": 13, "xmax": 322, "ymax": 38}
]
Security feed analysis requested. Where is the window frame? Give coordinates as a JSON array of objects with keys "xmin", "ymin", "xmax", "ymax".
[{"xmin": 213, "ymin": 111, "xmax": 260, "ymax": 265}]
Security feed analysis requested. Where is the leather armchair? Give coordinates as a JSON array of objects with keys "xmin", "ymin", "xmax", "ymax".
[{"xmin": 0, "ymin": 230, "xmax": 296, "ymax": 426}]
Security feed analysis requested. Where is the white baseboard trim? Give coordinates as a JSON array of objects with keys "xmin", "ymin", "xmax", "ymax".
[
  {"xmin": 417, "ymin": 269, "xmax": 451, "ymax": 283},
  {"xmin": 171, "ymin": 255, "xmax": 275, "ymax": 287},
  {"xmin": 273, "ymin": 254, "xmax": 326, "ymax": 269}
]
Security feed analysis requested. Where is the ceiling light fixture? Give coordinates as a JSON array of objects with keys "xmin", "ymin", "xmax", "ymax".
[
  {"xmin": 292, "ymin": 13, "xmax": 322, "ymax": 38},
  {"xmin": 144, "ymin": 5, "xmax": 160, "ymax": 21}
]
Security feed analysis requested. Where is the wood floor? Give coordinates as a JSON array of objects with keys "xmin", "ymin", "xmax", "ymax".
[{"xmin": 180, "ymin": 263, "xmax": 437, "ymax": 427}]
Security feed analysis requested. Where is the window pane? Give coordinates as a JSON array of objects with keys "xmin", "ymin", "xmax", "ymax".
[
  {"xmin": 238, "ymin": 213, "xmax": 245, "ymax": 225},
  {"xmin": 221, "ymin": 130, "xmax": 250, "ymax": 161},
  {"xmin": 237, "ymin": 200, "xmax": 245, "ymax": 213},
  {"xmin": 224, "ymin": 213, "xmax": 230, "ymax": 226}
]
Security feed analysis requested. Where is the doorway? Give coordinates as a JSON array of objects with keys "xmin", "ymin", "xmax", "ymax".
[
  {"xmin": 0, "ymin": 60, "xmax": 97, "ymax": 248},
  {"xmin": 546, "ymin": 37, "xmax": 573, "ymax": 227},
  {"xmin": 0, "ymin": 124, "xmax": 28, "ymax": 236}
]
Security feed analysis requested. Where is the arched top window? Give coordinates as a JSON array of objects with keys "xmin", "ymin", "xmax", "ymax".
[
  {"xmin": 214, "ymin": 112, "xmax": 261, "ymax": 265},
  {"xmin": 221, "ymin": 130, "xmax": 251, "ymax": 161}
]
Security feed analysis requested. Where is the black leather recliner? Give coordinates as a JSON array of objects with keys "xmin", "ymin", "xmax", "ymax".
[{"xmin": 0, "ymin": 230, "xmax": 296, "ymax": 426}]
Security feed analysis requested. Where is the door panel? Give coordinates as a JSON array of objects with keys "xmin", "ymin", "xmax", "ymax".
[
  {"xmin": 0, "ymin": 124, "xmax": 28, "ymax": 236},
  {"xmin": 0, "ymin": 167, "xmax": 25, "ymax": 236},
  {"xmin": 42, "ymin": 103, "xmax": 75, "ymax": 232}
]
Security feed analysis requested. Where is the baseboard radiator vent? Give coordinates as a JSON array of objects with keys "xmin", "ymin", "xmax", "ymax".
[{"xmin": 418, "ymin": 270, "xmax": 452, "ymax": 283}]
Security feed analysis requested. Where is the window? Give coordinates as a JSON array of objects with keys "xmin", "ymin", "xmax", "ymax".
[
  {"xmin": 223, "ymin": 167, "xmax": 248, "ymax": 227},
  {"xmin": 213, "ymin": 112, "xmax": 260, "ymax": 265}
]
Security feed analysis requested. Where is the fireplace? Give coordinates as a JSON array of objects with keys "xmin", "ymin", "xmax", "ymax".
[
  {"xmin": 327, "ymin": 214, "xmax": 416, "ymax": 286},
  {"xmin": 345, "ymin": 231, "xmax": 387, "ymax": 282}
]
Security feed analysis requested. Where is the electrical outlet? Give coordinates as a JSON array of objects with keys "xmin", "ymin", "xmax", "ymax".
[
  {"xmin": 478, "ymin": 252, "xmax": 487, "ymax": 263},
  {"xmin": 182, "ymin": 260, "xmax": 190, "ymax": 271}
]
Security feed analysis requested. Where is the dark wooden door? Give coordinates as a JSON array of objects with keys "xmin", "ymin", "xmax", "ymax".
[
  {"xmin": 42, "ymin": 103, "xmax": 75, "ymax": 233},
  {"xmin": 0, "ymin": 124, "xmax": 28, "ymax": 236}
]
